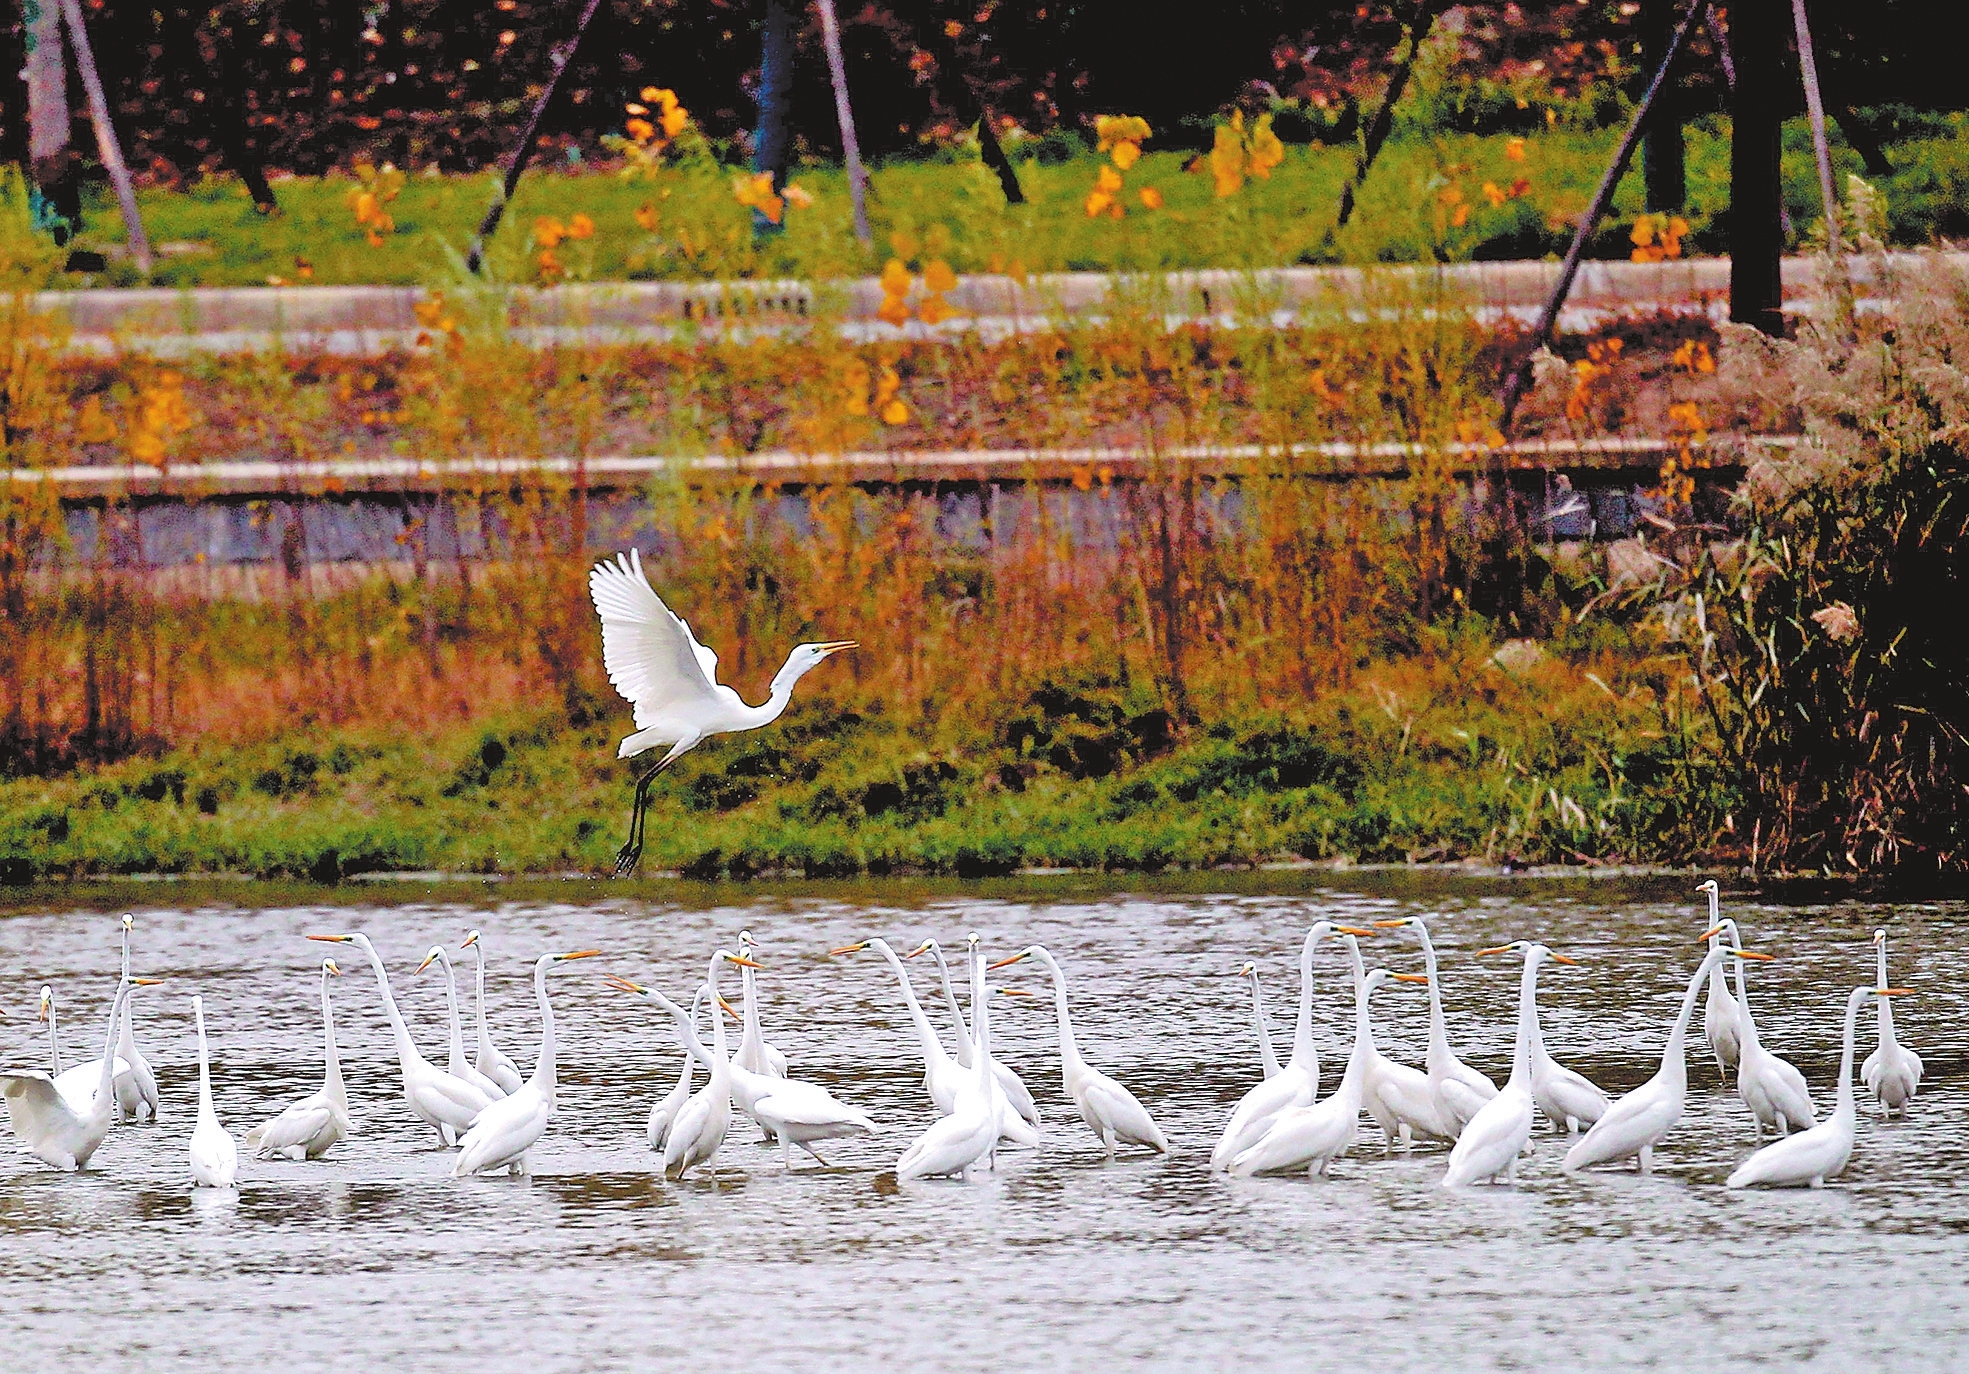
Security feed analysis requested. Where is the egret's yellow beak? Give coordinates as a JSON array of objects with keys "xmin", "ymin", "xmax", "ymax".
[
  {"xmin": 326, "ymin": 959, "xmax": 343, "ymax": 977},
  {"xmin": 727, "ymin": 954, "xmax": 762, "ymax": 970},
  {"xmin": 308, "ymin": 934, "xmax": 352, "ymax": 944},
  {"xmin": 998, "ymin": 988, "xmax": 1035, "ymax": 998},
  {"xmin": 559, "ymin": 950, "xmax": 602, "ymax": 962},
  {"xmin": 1334, "ymin": 925, "xmax": 1377, "ymax": 937},
  {"xmin": 828, "ymin": 942, "xmax": 869, "ymax": 956},
  {"xmin": 717, "ymin": 996, "xmax": 742, "ymax": 1021},
  {"xmin": 460, "ymin": 932, "xmax": 480, "ymax": 950},
  {"xmin": 987, "ymin": 952, "xmax": 1028, "ymax": 970},
  {"xmin": 816, "ymin": 640, "xmax": 858, "ymax": 657},
  {"xmin": 1477, "ymin": 945, "xmax": 1511, "ymax": 957},
  {"xmin": 1878, "ymin": 988, "xmax": 1914, "ymax": 996},
  {"xmin": 1391, "ymin": 971, "xmax": 1431, "ymax": 984},
  {"xmin": 416, "ymin": 952, "xmax": 438, "ymax": 975},
  {"xmin": 903, "ymin": 942, "xmax": 931, "ymax": 961},
  {"xmin": 1549, "ymin": 953, "xmax": 1579, "ymax": 966},
  {"xmin": 132, "ymin": 977, "xmax": 165, "ymax": 987},
  {"xmin": 1698, "ymin": 926, "xmax": 1726, "ymax": 941},
  {"xmin": 1373, "ymin": 919, "xmax": 1412, "ymax": 929},
  {"xmin": 604, "ymin": 975, "xmax": 646, "ymax": 995}
]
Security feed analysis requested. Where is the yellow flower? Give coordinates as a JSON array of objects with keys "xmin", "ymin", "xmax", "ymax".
[
  {"xmin": 354, "ymin": 191, "xmax": 379, "ymax": 225},
  {"xmin": 1110, "ymin": 140, "xmax": 1141, "ymax": 171},
  {"xmin": 923, "ymin": 259, "xmax": 957, "ymax": 294},
  {"xmin": 534, "ymin": 216, "xmax": 566, "ymax": 248},
  {"xmin": 1138, "ymin": 186, "xmax": 1164, "ymax": 210},
  {"xmin": 568, "ymin": 213, "xmax": 595, "ymax": 240},
  {"xmin": 1247, "ymin": 114, "xmax": 1284, "ymax": 179},
  {"xmin": 1451, "ymin": 203, "xmax": 1470, "ymax": 227},
  {"xmin": 635, "ymin": 203, "xmax": 660, "ymax": 231},
  {"xmin": 1210, "ymin": 122, "xmax": 1244, "ymax": 198},
  {"xmin": 1094, "ymin": 114, "xmax": 1152, "ymax": 152},
  {"xmin": 1506, "ymin": 138, "xmax": 1526, "ymax": 162},
  {"xmin": 880, "ymin": 259, "xmax": 913, "ymax": 297},
  {"xmin": 732, "ymin": 172, "xmax": 785, "ymax": 224},
  {"xmin": 1085, "ymin": 189, "xmax": 1114, "ymax": 218}
]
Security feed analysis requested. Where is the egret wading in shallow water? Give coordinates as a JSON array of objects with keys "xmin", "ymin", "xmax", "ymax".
[
  {"xmin": 1341, "ymin": 935, "xmax": 1453, "ymax": 1150},
  {"xmin": 1861, "ymin": 928, "xmax": 1922, "ymax": 1116},
  {"xmin": 418, "ymin": 944, "xmax": 508, "ymax": 1103},
  {"xmin": 644, "ymin": 986, "xmax": 710, "ymax": 1152},
  {"xmin": 453, "ymin": 950, "xmax": 600, "ymax": 1177},
  {"xmin": 188, "ymin": 995, "xmax": 238, "ymax": 1189},
  {"xmin": 1442, "ymin": 943, "xmax": 1575, "ymax": 1187},
  {"xmin": 896, "ymin": 934, "xmax": 1002, "ymax": 1182},
  {"xmin": 1727, "ymin": 986, "xmax": 1912, "ymax": 1189},
  {"xmin": 587, "ymin": 548, "xmax": 854, "ymax": 875},
  {"xmin": 1520, "ymin": 946, "xmax": 1608, "ymax": 1135},
  {"xmin": 246, "ymin": 959, "xmax": 353, "ymax": 1161},
  {"xmin": 1562, "ymin": 944, "xmax": 1750, "ymax": 1175},
  {"xmin": 1238, "ymin": 961, "xmax": 1280, "ymax": 1079},
  {"xmin": 907, "ymin": 937, "xmax": 1042, "ymax": 1137},
  {"xmin": 115, "ymin": 915, "xmax": 161, "ymax": 1123},
  {"xmin": 1698, "ymin": 881, "xmax": 1745, "ymax": 1078},
  {"xmin": 308, "ymin": 933, "xmax": 495, "ymax": 1146},
  {"xmin": 1708, "ymin": 925, "xmax": 1816, "ymax": 1140},
  {"xmin": 608, "ymin": 972, "xmax": 737, "ymax": 1178},
  {"xmin": 1374, "ymin": 917, "xmax": 1497, "ymax": 1137},
  {"xmin": 991, "ymin": 945, "xmax": 1169, "ymax": 1160},
  {"xmin": 0, "ymin": 976, "xmax": 160, "ymax": 1171},
  {"xmin": 830, "ymin": 938, "xmax": 968, "ymax": 1114},
  {"xmin": 38, "ymin": 985, "xmax": 133, "ymax": 1110},
  {"xmin": 734, "ymin": 930, "xmax": 790, "ymax": 1080},
  {"xmin": 460, "ymin": 930, "xmax": 524, "ymax": 1096}
]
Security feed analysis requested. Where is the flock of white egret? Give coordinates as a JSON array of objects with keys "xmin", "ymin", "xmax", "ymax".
[{"xmin": 0, "ymin": 880, "xmax": 1923, "ymax": 1192}]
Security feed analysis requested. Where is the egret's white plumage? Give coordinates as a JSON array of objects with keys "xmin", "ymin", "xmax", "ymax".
[
  {"xmin": 611, "ymin": 972, "xmax": 735, "ymax": 1176},
  {"xmin": 587, "ymin": 548, "xmax": 853, "ymax": 873},
  {"xmin": 188, "ymin": 995, "xmax": 238, "ymax": 1188},
  {"xmin": 1, "ymin": 976, "xmax": 157, "ymax": 1171},
  {"xmin": 896, "ymin": 935, "xmax": 1002, "ymax": 1182},
  {"xmin": 645, "ymin": 987, "xmax": 709, "ymax": 1152},
  {"xmin": 38, "ymin": 985, "xmax": 134, "ymax": 1112},
  {"xmin": 308, "ymin": 932, "xmax": 495, "ymax": 1146},
  {"xmin": 418, "ymin": 944, "xmax": 508, "ymax": 1103},
  {"xmin": 1698, "ymin": 882, "xmax": 1745, "ymax": 1077},
  {"xmin": 1442, "ymin": 943, "xmax": 1572, "ymax": 1187},
  {"xmin": 910, "ymin": 937, "xmax": 1042, "ymax": 1138},
  {"xmin": 1238, "ymin": 961, "xmax": 1281, "ymax": 1079},
  {"xmin": 1375, "ymin": 916, "xmax": 1497, "ymax": 1137},
  {"xmin": 114, "ymin": 914, "xmax": 162, "ymax": 1123},
  {"xmin": 992, "ymin": 945, "xmax": 1169, "ymax": 1160},
  {"xmin": 1861, "ymin": 928, "xmax": 1922, "ymax": 1116},
  {"xmin": 246, "ymin": 959, "xmax": 354, "ymax": 1161},
  {"xmin": 453, "ymin": 950, "xmax": 600, "ymax": 1177},
  {"xmin": 1728, "ymin": 986, "xmax": 1909, "ymax": 1189},
  {"xmin": 1340, "ymin": 937, "xmax": 1454, "ymax": 1150},
  {"xmin": 831, "ymin": 938, "xmax": 968, "ymax": 1113},
  {"xmin": 1525, "ymin": 953, "xmax": 1609, "ymax": 1135},
  {"xmin": 1563, "ymin": 945, "xmax": 1736, "ymax": 1174},
  {"xmin": 734, "ymin": 929, "xmax": 790, "ymax": 1079},
  {"xmin": 1728, "ymin": 948, "xmax": 1817, "ymax": 1140},
  {"xmin": 461, "ymin": 930, "xmax": 525, "ymax": 1096}
]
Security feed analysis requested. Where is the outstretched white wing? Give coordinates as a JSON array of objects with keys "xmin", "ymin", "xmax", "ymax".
[
  {"xmin": 587, "ymin": 549, "xmax": 724, "ymax": 729},
  {"xmin": 0, "ymin": 1069, "xmax": 72, "ymax": 1142}
]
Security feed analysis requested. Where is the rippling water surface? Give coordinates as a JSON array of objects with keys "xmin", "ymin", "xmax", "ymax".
[{"xmin": 2, "ymin": 879, "xmax": 1964, "ymax": 1371}]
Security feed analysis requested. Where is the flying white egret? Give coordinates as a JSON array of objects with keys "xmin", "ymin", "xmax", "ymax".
[
  {"xmin": 1706, "ymin": 926, "xmax": 1816, "ymax": 1139},
  {"xmin": 1229, "ymin": 953, "xmax": 1392, "ymax": 1179},
  {"xmin": 1340, "ymin": 934, "xmax": 1453, "ymax": 1150},
  {"xmin": 1562, "ymin": 944, "xmax": 1745, "ymax": 1175},
  {"xmin": 907, "ymin": 937, "xmax": 1042, "ymax": 1133},
  {"xmin": 1521, "ymin": 947, "xmax": 1608, "ymax": 1135},
  {"xmin": 1238, "ymin": 961, "xmax": 1280, "ymax": 1079},
  {"xmin": 830, "ymin": 938, "xmax": 968, "ymax": 1113},
  {"xmin": 416, "ymin": 944, "xmax": 508, "ymax": 1102},
  {"xmin": 734, "ymin": 929, "xmax": 790, "ymax": 1079},
  {"xmin": 587, "ymin": 548, "xmax": 855, "ymax": 874},
  {"xmin": 1861, "ymin": 928, "xmax": 1922, "ymax": 1116},
  {"xmin": 38, "ymin": 985, "xmax": 134, "ymax": 1108},
  {"xmin": 246, "ymin": 959, "xmax": 354, "ymax": 1161},
  {"xmin": 896, "ymin": 934, "xmax": 1002, "ymax": 1182},
  {"xmin": 188, "ymin": 995, "xmax": 238, "ymax": 1189},
  {"xmin": 115, "ymin": 914, "xmax": 161, "ymax": 1123},
  {"xmin": 1211, "ymin": 922, "xmax": 1371, "ymax": 1171},
  {"xmin": 1698, "ymin": 881, "xmax": 1744, "ymax": 1077},
  {"xmin": 1374, "ymin": 916, "xmax": 1497, "ymax": 1136},
  {"xmin": 453, "ymin": 949, "xmax": 600, "ymax": 1177},
  {"xmin": 0, "ymin": 976, "xmax": 160, "ymax": 1171},
  {"xmin": 1728, "ymin": 986, "xmax": 1911, "ymax": 1189},
  {"xmin": 460, "ymin": 930, "xmax": 524, "ymax": 1095},
  {"xmin": 991, "ymin": 945, "xmax": 1169, "ymax": 1160},
  {"xmin": 308, "ymin": 932, "xmax": 496, "ymax": 1146},
  {"xmin": 1442, "ymin": 943, "xmax": 1574, "ymax": 1187},
  {"xmin": 645, "ymin": 987, "xmax": 710, "ymax": 1152}
]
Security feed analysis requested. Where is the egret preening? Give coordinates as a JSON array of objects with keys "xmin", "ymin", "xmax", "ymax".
[
  {"xmin": 308, "ymin": 933, "xmax": 496, "ymax": 1146},
  {"xmin": 461, "ymin": 930, "xmax": 524, "ymax": 1096},
  {"xmin": 1374, "ymin": 917, "xmax": 1497, "ymax": 1137},
  {"xmin": 416, "ymin": 944, "xmax": 508, "ymax": 1102},
  {"xmin": 1442, "ymin": 943, "xmax": 1573, "ymax": 1187},
  {"xmin": 991, "ymin": 945, "xmax": 1169, "ymax": 1160},
  {"xmin": 1698, "ymin": 881, "xmax": 1745, "ymax": 1077},
  {"xmin": 1238, "ymin": 961, "xmax": 1280, "ymax": 1079},
  {"xmin": 587, "ymin": 548, "xmax": 855, "ymax": 875},
  {"xmin": 1727, "ymin": 986, "xmax": 1911, "ymax": 1189},
  {"xmin": 188, "ymin": 995, "xmax": 239, "ymax": 1189},
  {"xmin": 0, "ymin": 976, "xmax": 161, "ymax": 1171},
  {"xmin": 1861, "ymin": 928, "xmax": 1922, "ymax": 1116},
  {"xmin": 1706, "ymin": 928, "xmax": 1816, "ymax": 1140},
  {"xmin": 115, "ymin": 915, "xmax": 162, "ymax": 1123},
  {"xmin": 246, "ymin": 959, "xmax": 354, "ymax": 1161},
  {"xmin": 907, "ymin": 937, "xmax": 1042, "ymax": 1136},
  {"xmin": 453, "ymin": 950, "xmax": 600, "ymax": 1178},
  {"xmin": 1562, "ymin": 945, "xmax": 1744, "ymax": 1175}
]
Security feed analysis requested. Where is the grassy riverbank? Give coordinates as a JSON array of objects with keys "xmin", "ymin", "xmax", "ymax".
[
  {"xmin": 54, "ymin": 114, "xmax": 1969, "ymax": 289},
  {"xmin": 0, "ymin": 624, "xmax": 1723, "ymax": 883}
]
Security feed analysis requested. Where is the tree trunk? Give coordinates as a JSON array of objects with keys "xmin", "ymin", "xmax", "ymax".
[
  {"xmin": 750, "ymin": 0, "xmax": 798, "ymax": 236},
  {"xmin": 24, "ymin": 0, "xmax": 79, "ymax": 240},
  {"xmin": 1643, "ymin": 0, "xmax": 1686, "ymax": 211},
  {"xmin": 1729, "ymin": 0, "xmax": 1786, "ymax": 335}
]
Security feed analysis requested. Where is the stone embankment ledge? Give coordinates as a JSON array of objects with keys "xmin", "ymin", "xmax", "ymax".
[{"xmin": 28, "ymin": 253, "xmax": 1932, "ymax": 358}]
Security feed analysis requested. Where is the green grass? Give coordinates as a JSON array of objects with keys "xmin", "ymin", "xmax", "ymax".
[
  {"xmin": 0, "ymin": 633, "xmax": 1715, "ymax": 883},
  {"xmin": 58, "ymin": 114, "xmax": 1969, "ymax": 290}
]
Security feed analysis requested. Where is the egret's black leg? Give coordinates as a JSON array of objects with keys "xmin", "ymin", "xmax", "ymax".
[{"xmin": 613, "ymin": 754, "xmax": 676, "ymax": 876}]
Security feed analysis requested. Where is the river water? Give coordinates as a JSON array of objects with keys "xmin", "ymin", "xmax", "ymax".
[{"xmin": 1, "ymin": 880, "xmax": 1962, "ymax": 1371}]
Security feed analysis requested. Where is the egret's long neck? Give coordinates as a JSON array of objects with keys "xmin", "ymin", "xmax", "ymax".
[
  {"xmin": 1661, "ymin": 956, "xmax": 1713, "ymax": 1087},
  {"xmin": 1875, "ymin": 942, "xmax": 1896, "ymax": 1039},
  {"xmin": 96, "ymin": 979, "xmax": 130, "ymax": 1115},
  {"xmin": 119, "ymin": 930, "xmax": 139, "ymax": 1053},
  {"xmin": 707, "ymin": 971, "xmax": 732, "ymax": 1088},
  {"xmin": 1338, "ymin": 971, "xmax": 1373, "ymax": 1100},
  {"xmin": 872, "ymin": 941, "xmax": 949, "ymax": 1070},
  {"xmin": 933, "ymin": 947, "xmax": 974, "ymax": 1065},
  {"xmin": 1835, "ymin": 990, "xmax": 1866, "ymax": 1124},
  {"xmin": 356, "ymin": 940, "xmax": 422, "ymax": 1068},
  {"xmin": 195, "ymin": 999, "xmax": 216, "ymax": 1122},
  {"xmin": 471, "ymin": 944, "xmax": 494, "ymax": 1053},
  {"xmin": 1732, "ymin": 956, "xmax": 1761, "ymax": 1051},
  {"xmin": 45, "ymin": 997, "xmax": 62, "ymax": 1077},
  {"xmin": 1248, "ymin": 973, "xmax": 1279, "ymax": 1077},
  {"xmin": 968, "ymin": 946, "xmax": 993, "ymax": 1091},
  {"xmin": 1290, "ymin": 930, "xmax": 1323, "ymax": 1070},
  {"xmin": 1037, "ymin": 950, "xmax": 1081, "ymax": 1076},
  {"xmin": 740, "ymin": 961, "xmax": 764, "ymax": 1055},
  {"xmin": 321, "ymin": 971, "xmax": 345, "ymax": 1097},
  {"xmin": 440, "ymin": 954, "xmax": 469, "ymax": 1066},
  {"xmin": 1419, "ymin": 931, "xmax": 1450, "ymax": 1059},
  {"xmin": 529, "ymin": 958, "xmax": 557, "ymax": 1099},
  {"xmin": 1508, "ymin": 956, "xmax": 1540, "ymax": 1087}
]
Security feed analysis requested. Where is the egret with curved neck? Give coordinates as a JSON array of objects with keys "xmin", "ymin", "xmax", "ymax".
[
  {"xmin": 907, "ymin": 937, "xmax": 1042, "ymax": 1133},
  {"xmin": 1, "ymin": 974, "xmax": 160, "ymax": 1171},
  {"xmin": 114, "ymin": 914, "xmax": 161, "ymax": 1122},
  {"xmin": 588, "ymin": 548, "xmax": 854, "ymax": 874},
  {"xmin": 1375, "ymin": 916, "xmax": 1497, "ymax": 1135},
  {"xmin": 896, "ymin": 933, "xmax": 1001, "ymax": 1181},
  {"xmin": 1706, "ymin": 922, "xmax": 1816, "ymax": 1139},
  {"xmin": 453, "ymin": 949, "xmax": 601, "ymax": 1176},
  {"xmin": 734, "ymin": 929, "xmax": 790, "ymax": 1079},
  {"xmin": 831, "ymin": 938, "xmax": 966, "ymax": 1112},
  {"xmin": 1238, "ymin": 961, "xmax": 1280, "ymax": 1079},
  {"xmin": 247, "ymin": 959, "xmax": 353, "ymax": 1160},
  {"xmin": 418, "ymin": 944, "xmax": 507, "ymax": 1102},
  {"xmin": 1443, "ymin": 942, "xmax": 1571, "ymax": 1186}
]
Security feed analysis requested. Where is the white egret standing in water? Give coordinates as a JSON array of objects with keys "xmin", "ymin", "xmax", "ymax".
[
  {"xmin": 1238, "ymin": 961, "xmax": 1280, "ymax": 1079},
  {"xmin": 1442, "ymin": 943, "xmax": 1574, "ymax": 1187},
  {"xmin": 0, "ymin": 976, "xmax": 160, "ymax": 1171},
  {"xmin": 734, "ymin": 930, "xmax": 790, "ymax": 1079},
  {"xmin": 897, "ymin": 934, "xmax": 1002, "ymax": 1182},
  {"xmin": 452, "ymin": 950, "xmax": 600, "ymax": 1177},
  {"xmin": 1861, "ymin": 928, "xmax": 1922, "ymax": 1116},
  {"xmin": 38, "ymin": 985, "xmax": 133, "ymax": 1108},
  {"xmin": 246, "ymin": 959, "xmax": 353, "ymax": 1161},
  {"xmin": 115, "ymin": 915, "xmax": 161, "ymax": 1122},
  {"xmin": 460, "ymin": 930, "xmax": 524, "ymax": 1095},
  {"xmin": 830, "ymin": 938, "xmax": 968, "ymax": 1113},
  {"xmin": 907, "ymin": 937, "xmax": 1042, "ymax": 1136},
  {"xmin": 645, "ymin": 987, "xmax": 710, "ymax": 1152},
  {"xmin": 1727, "ymin": 986, "xmax": 1911, "ymax": 1189},
  {"xmin": 416, "ymin": 944, "xmax": 508, "ymax": 1102},
  {"xmin": 188, "ymin": 995, "xmax": 238, "ymax": 1189},
  {"xmin": 1698, "ymin": 881, "xmax": 1745, "ymax": 1077},
  {"xmin": 1374, "ymin": 916, "xmax": 1497, "ymax": 1136},
  {"xmin": 587, "ymin": 548, "xmax": 855, "ymax": 874},
  {"xmin": 1708, "ymin": 928, "xmax": 1816, "ymax": 1139}
]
